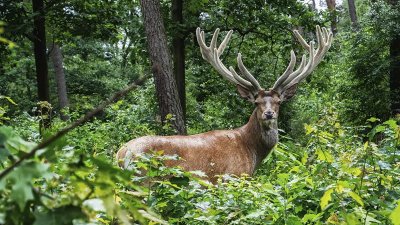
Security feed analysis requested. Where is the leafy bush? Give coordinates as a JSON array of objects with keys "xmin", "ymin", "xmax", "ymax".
[
  {"xmin": 1, "ymin": 74, "xmax": 399, "ymax": 224},
  {"xmin": 0, "ymin": 125, "xmax": 168, "ymax": 225},
  {"xmin": 0, "ymin": 109, "xmax": 399, "ymax": 224},
  {"xmin": 141, "ymin": 113, "xmax": 399, "ymax": 224}
]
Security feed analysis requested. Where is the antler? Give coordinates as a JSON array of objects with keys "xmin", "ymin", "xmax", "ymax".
[
  {"xmin": 272, "ymin": 25, "xmax": 333, "ymax": 94},
  {"xmin": 196, "ymin": 28, "xmax": 262, "ymax": 94}
]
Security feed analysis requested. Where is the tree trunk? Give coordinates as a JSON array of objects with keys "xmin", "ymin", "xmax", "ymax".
[
  {"xmin": 326, "ymin": 0, "xmax": 337, "ymax": 35},
  {"xmin": 32, "ymin": 0, "xmax": 49, "ymax": 102},
  {"xmin": 389, "ymin": 0, "xmax": 400, "ymax": 115},
  {"xmin": 389, "ymin": 33, "xmax": 400, "ymax": 116},
  {"xmin": 32, "ymin": 0, "xmax": 51, "ymax": 129},
  {"xmin": 49, "ymin": 43, "xmax": 69, "ymax": 121},
  {"xmin": 140, "ymin": 0, "xmax": 187, "ymax": 134},
  {"xmin": 347, "ymin": 0, "xmax": 359, "ymax": 28},
  {"xmin": 171, "ymin": 0, "xmax": 186, "ymax": 122}
]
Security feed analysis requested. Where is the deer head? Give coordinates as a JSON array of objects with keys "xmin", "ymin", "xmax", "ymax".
[{"xmin": 196, "ymin": 26, "xmax": 333, "ymax": 129}]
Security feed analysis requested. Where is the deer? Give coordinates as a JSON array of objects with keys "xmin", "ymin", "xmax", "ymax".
[{"xmin": 116, "ymin": 26, "xmax": 333, "ymax": 183}]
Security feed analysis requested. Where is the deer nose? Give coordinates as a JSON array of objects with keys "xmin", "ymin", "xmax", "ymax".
[{"xmin": 264, "ymin": 111, "xmax": 274, "ymax": 119}]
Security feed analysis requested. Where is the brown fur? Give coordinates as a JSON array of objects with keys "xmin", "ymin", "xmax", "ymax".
[{"xmin": 117, "ymin": 91, "xmax": 281, "ymax": 183}]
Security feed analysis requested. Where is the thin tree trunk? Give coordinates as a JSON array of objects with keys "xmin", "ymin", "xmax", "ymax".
[
  {"xmin": 49, "ymin": 43, "xmax": 69, "ymax": 121},
  {"xmin": 171, "ymin": 0, "xmax": 186, "ymax": 122},
  {"xmin": 347, "ymin": 0, "xmax": 359, "ymax": 28},
  {"xmin": 389, "ymin": 0, "xmax": 400, "ymax": 115},
  {"xmin": 32, "ymin": 0, "xmax": 49, "ymax": 102},
  {"xmin": 32, "ymin": 0, "xmax": 51, "ymax": 129},
  {"xmin": 140, "ymin": 0, "xmax": 186, "ymax": 134},
  {"xmin": 326, "ymin": 0, "xmax": 337, "ymax": 35},
  {"xmin": 389, "ymin": 30, "xmax": 400, "ymax": 115},
  {"xmin": 390, "ymin": 37, "xmax": 400, "ymax": 113}
]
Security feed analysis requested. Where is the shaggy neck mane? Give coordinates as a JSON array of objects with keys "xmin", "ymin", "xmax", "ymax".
[{"xmin": 238, "ymin": 109, "xmax": 279, "ymax": 171}]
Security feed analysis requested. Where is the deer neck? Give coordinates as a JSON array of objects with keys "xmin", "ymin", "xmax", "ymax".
[{"xmin": 239, "ymin": 109, "xmax": 278, "ymax": 170}]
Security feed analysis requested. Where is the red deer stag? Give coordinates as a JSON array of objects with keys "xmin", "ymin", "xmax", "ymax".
[{"xmin": 117, "ymin": 26, "xmax": 333, "ymax": 182}]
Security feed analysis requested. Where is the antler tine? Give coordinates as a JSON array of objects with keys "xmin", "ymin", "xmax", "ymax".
[
  {"xmin": 196, "ymin": 29, "xmax": 209, "ymax": 60},
  {"xmin": 272, "ymin": 50, "xmax": 296, "ymax": 90},
  {"xmin": 229, "ymin": 66, "xmax": 254, "ymax": 89},
  {"xmin": 237, "ymin": 53, "xmax": 262, "ymax": 91},
  {"xmin": 279, "ymin": 54, "xmax": 307, "ymax": 88},
  {"xmin": 213, "ymin": 49, "xmax": 253, "ymax": 88},
  {"xmin": 218, "ymin": 29, "xmax": 233, "ymax": 56},
  {"xmin": 196, "ymin": 27, "xmax": 262, "ymax": 94},
  {"xmin": 294, "ymin": 30, "xmax": 310, "ymax": 50},
  {"xmin": 196, "ymin": 27, "xmax": 236, "ymax": 84},
  {"xmin": 272, "ymin": 25, "xmax": 333, "ymax": 94},
  {"xmin": 282, "ymin": 42, "xmax": 315, "ymax": 90},
  {"xmin": 210, "ymin": 28, "xmax": 220, "ymax": 51}
]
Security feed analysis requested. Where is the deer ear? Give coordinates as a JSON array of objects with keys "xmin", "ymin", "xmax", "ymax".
[
  {"xmin": 280, "ymin": 83, "xmax": 298, "ymax": 101},
  {"xmin": 236, "ymin": 85, "xmax": 255, "ymax": 103}
]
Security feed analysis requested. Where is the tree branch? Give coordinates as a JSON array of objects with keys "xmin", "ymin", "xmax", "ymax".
[{"xmin": 0, "ymin": 76, "xmax": 149, "ymax": 180}]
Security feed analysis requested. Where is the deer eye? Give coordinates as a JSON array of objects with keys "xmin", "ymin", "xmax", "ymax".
[{"xmin": 255, "ymin": 99, "xmax": 265, "ymax": 105}]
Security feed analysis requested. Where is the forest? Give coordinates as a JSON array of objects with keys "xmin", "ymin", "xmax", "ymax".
[{"xmin": 0, "ymin": 0, "xmax": 400, "ymax": 224}]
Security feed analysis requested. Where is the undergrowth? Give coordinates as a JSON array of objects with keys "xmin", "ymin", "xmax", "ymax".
[{"xmin": 0, "ymin": 104, "xmax": 399, "ymax": 225}]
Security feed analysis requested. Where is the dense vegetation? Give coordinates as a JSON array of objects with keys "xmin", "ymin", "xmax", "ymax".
[{"xmin": 1, "ymin": 0, "xmax": 399, "ymax": 224}]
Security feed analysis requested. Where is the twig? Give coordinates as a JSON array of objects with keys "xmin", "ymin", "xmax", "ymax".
[
  {"xmin": 33, "ymin": 187, "xmax": 54, "ymax": 200},
  {"xmin": 0, "ymin": 76, "xmax": 148, "ymax": 180}
]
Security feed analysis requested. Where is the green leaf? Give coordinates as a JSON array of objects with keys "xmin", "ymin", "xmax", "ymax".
[
  {"xmin": 0, "ymin": 145, "xmax": 10, "ymax": 162},
  {"xmin": 301, "ymin": 152, "xmax": 308, "ymax": 165},
  {"xmin": 365, "ymin": 214, "xmax": 382, "ymax": 224},
  {"xmin": 302, "ymin": 213, "xmax": 322, "ymax": 223},
  {"xmin": 246, "ymin": 210, "xmax": 264, "ymax": 219},
  {"xmin": 304, "ymin": 124, "xmax": 315, "ymax": 135},
  {"xmin": 363, "ymin": 141, "xmax": 369, "ymax": 151},
  {"xmin": 6, "ymin": 161, "xmax": 50, "ymax": 210},
  {"xmin": 345, "ymin": 213, "xmax": 361, "ymax": 225},
  {"xmin": 0, "ymin": 126, "xmax": 14, "ymax": 144},
  {"xmin": 0, "ymin": 179, "xmax": 5, "ymax": 190},
  {"xmin": 40, "ymin": 130, "xmax": 67, "ymax": 162},
  {"xmin": 0, "ymin": 126, "xmax": 15, "ymax": 161},
  {"xmin": 375, "ymin": 125, "xmax": 386, "ymax": 133},
  {"xmin": 348, "ymin": 191, "xmax": 364, "ymax": 207},
  {"xmin": 189, "ymin": 170, "xmax": 206, "ymax": 177},
  {"xmin": 6, "ymin": 136, "xmax": 36, "ymax": 155},
  {"xmin": 0, "ymin": 212, "xmax": 4, "ymax": 224},
  {"xmin": 390, "ymin": 201, "xmax": 400, "ymax": 225},
  {"xmin": 316, "ymin": 149, "xmax": 334, "ymax": 163},
  {"xmin": 367, "ymin": 117, "xmax": 380, "ymax": 122},
  {"xmin": 384, "ymin": 119, "xmax": 398, "ymax": 130},
  {"xmin": 320, "ymin": 188, "xmax": 334, "ymax": 210},
  {"xmin": 165, "ymin": 113, "xmax": 173, "ymax": 120},
  {"xmin": 33, "ymin": 205, "xmax": 86, "ymax": 225},
  {"xmin": 289, "ymin": 166, "xmax": 300, "ymax": 173},
  {"xmin": 10, "ymin": 182, "xmax": 34, "ymax": 210},
  {"xmin": 0, "ymin": 96, "xmax": 17, "ymax": 105},
  {"xmin": 287, "ymin": 215, "xmax": 302, "ymax": 225}
]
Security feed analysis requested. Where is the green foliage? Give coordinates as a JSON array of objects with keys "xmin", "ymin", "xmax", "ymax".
[
  {"xmin": 0, "ymin": 96, "xmax": 17, "ymax": 125},
  {"xmin": 332, "ymin": 0, "xmax": 400, "ymax": 124},
  {"xmin": 140, "ymin": 114, "xmax": 399, "ymax": 224},
  {"xmin": 0, "ymin": 126, "xmax": 164, "ymax": 225},
  {"xmin": 0, "ymin": 21, "xmax": 15, "ymax": 48},
  {"xmin": 1, "ymin": 0, "xmax": 400, "ymax": 224},
  {"xmin": 1, "ymin": 97, "xmax": 400, "ymax": 225}
]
